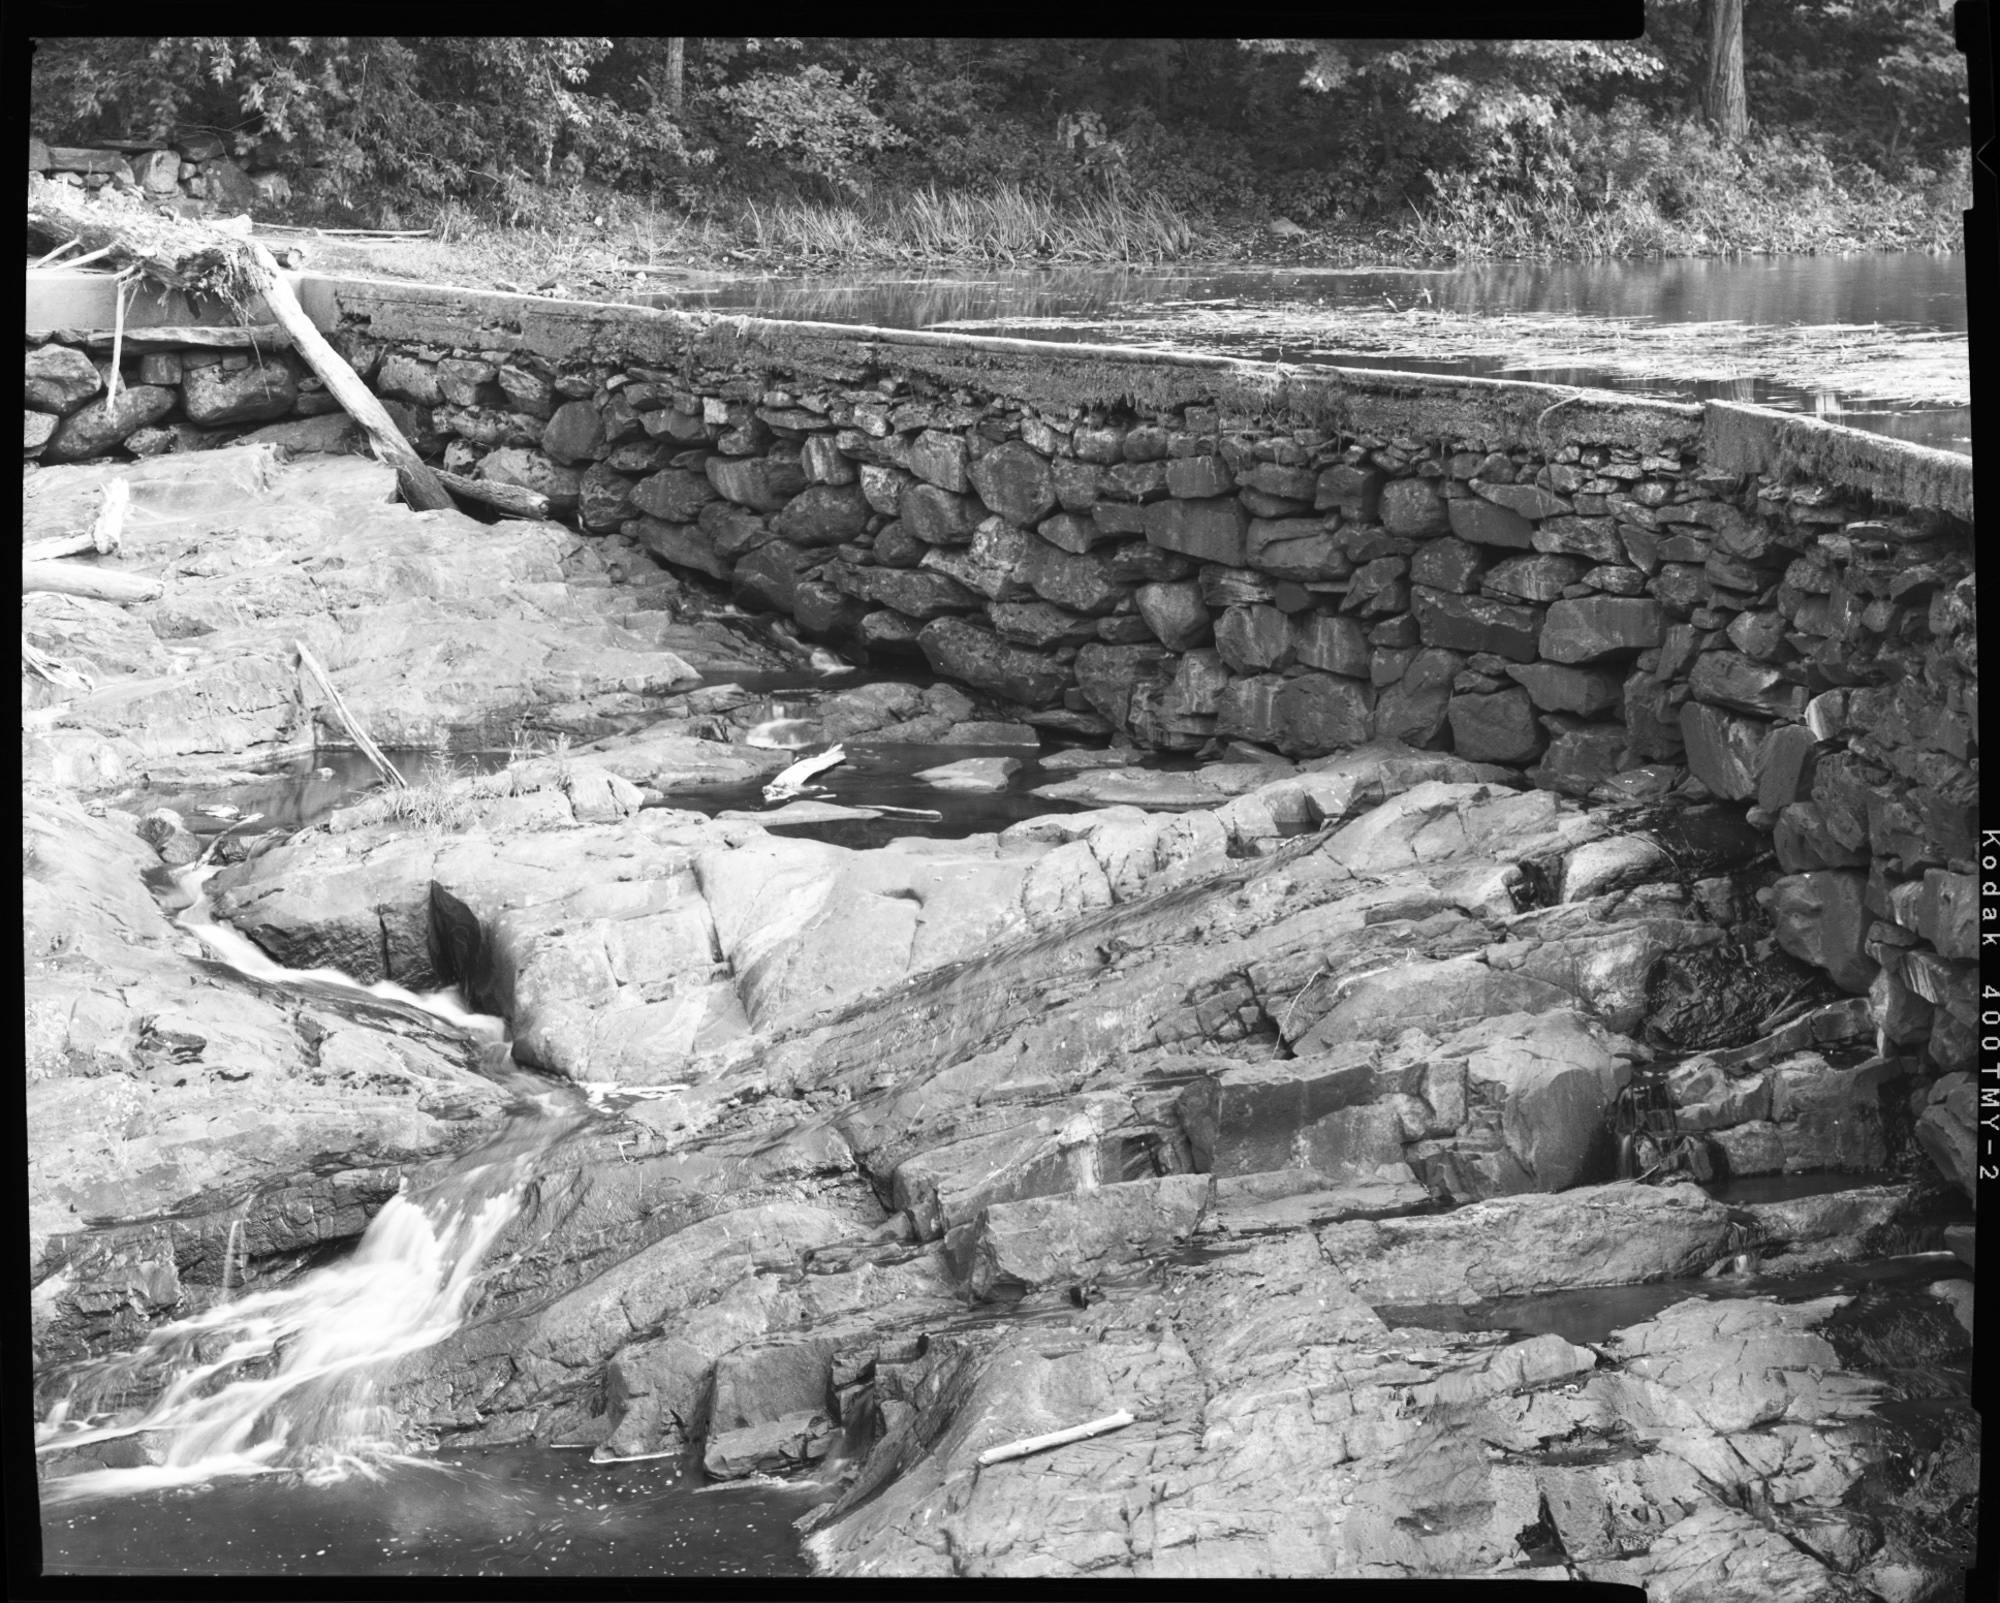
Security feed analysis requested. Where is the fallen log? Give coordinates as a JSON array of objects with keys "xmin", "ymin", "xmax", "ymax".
[
  {"xmin": 22, "ymin": 561, "xmax": 162, "ymax": 605},
  {"xmin": 434, "ymin": 469, "xmax": 551, "ymax": 521},
  {"xmin": 26, "ymin": 324, "xmax": 293, "ymax": 353},
  {"xmin": 238, "ymin": 242, "xmax": 454, "ymax": 513}
]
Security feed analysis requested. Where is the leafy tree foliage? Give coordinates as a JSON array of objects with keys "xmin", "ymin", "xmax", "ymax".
[{"xmin": 28, "ymin": 28, "xmax": 1971, "ymax": 230}]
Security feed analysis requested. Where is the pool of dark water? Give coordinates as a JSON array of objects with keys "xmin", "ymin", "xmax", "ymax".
[
  {"xmin": 1376, "ymin": 1248, "xmax": 1969, "ymax": 1349},
  {"xmin": 38, "ymin": 1443, "xmax": 813, "ymax": 1579}
]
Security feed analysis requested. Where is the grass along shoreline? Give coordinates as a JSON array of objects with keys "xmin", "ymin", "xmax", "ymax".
[{"xmin": 281, "ymin": 157, "xmax": 1968, "ymax": 296}]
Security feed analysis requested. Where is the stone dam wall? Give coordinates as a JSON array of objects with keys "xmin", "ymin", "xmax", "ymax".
[{"xmin": 21, "ymin": 276, "xmax": 1979, "ymax": 1082}]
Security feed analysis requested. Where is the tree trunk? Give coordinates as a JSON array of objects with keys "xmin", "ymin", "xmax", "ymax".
[
  {"xmin": 663, "ymin": 39, "xmax": 686, "ymax": 119},
  {"xmin": 1702, "ymin": 0, "xmax": 1749, "ymax": 142}
]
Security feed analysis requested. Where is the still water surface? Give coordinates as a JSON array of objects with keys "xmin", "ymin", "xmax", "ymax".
[{"xmin": 645, "ymin": 252, "xmax": 1971, "ymax": 454}]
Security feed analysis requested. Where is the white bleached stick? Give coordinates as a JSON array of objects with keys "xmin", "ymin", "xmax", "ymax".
[{"xmin": 975, "ymin": 1409, "xmax": 1135, "ymax": 1468}]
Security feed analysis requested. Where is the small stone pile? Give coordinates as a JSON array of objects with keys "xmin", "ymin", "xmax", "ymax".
[{"xmin": 28, "ymin": 131, "xmax": 289, "ymax": 218}]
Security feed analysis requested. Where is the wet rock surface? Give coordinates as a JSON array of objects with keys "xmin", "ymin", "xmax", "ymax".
[{"xmin": 24, "ymin": 421, "xmax": 1978, "ymax": 1585}]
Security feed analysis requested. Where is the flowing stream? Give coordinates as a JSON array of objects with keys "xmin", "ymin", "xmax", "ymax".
[{"xmin": 36, "ymin": 863, "xmax": 813, "ymax": 1577}]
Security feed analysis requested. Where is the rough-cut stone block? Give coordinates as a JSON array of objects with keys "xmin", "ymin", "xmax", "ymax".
[
  {"xmin": 859, "ymin": 462, "xmax": 908, "ymax": 516},
  {"xmin": 1772, "ymin": 802, "xmax": 1867, "ymax": 873},
  {"xmin": 906, "ymin": 429, "xmax": 970, "ymax": 492},
  {"xmin": 1214, "ymin": 605, "xmax": 1296, "ymax": 674},
  {"xmin": 626, "ymin": 516, "xmax": 730, "ymax": 582},
  {"xmin": 772, "ymin": 483, "xmax": 871, "ymax": 546},
  {"xmin": 496, "ymin": 365, "xmax": 554, "ymax": 419},
  {"xmin": 1073, "ymin": 642, "xmax": 1174, "ymax": 727},
  {"xmin": 377, "ymin": 353, "xmax": 444, "ymax": 407},
  {"xmin": 540, "ymin": 398, "xmax": 605, "ymax": 464},
  {"xmin": 1412, "ymin": 587, "xmax": 1543, "ymax": 662},
  {"xmin": 1688, "ymin": 650, "xmax": 1808, "ymax": 720},
  {"xmin": 1447, "ymin": 495, "xmax": 1536, "ymax": 549},
  {"xmin": 1769, "ymin": 872, "xmax": 1877, "ymax": 994},
  {"xmin": 1242, "ymin": 462, "xmax": 1317, "ymax": 501},
  {"xmin": 576, "ymin": 462, "xmax": 637, "ymax": 531},
  {"xmin": 1379, "ymin": 477, "xmax": 1450, "ymax": 537},
  {"xmin": 967, "ymin": 440, "xmax": 1057, "ymax": 526},
  {"xmin": 731, "ymin": 539, "xmax": 816, "ymax": 613},
  {"xmin": 1756, "ymin": 723, "xmax": 1820, "ymax": 812},
  {"xmin": 919, "ymin": 519, "xmax": 1033, "ymax": 601},
  {"xmin": 1049, "ymin": 457, "xmax": 1101, "ymax": 511},
  {"xmin": 42, "ymin": 386, "xmax": 177, "ymax": 461},
  {"xmin": 1217, "ymin": 674, "xmax": 1373, "ymax": 756},
  {"xmin": 1680, "ymin": 702, "xmax": 1768, "ymax": 800},
  {"xmin": 1532, "ymin": 516, "xmax": 1624, "ymax": 562},
  {"xmin": 1072, "ymin": 425, "xmax": 1126, "ymax": 464},
  {"xmin": 630, "ymin": 467, "xmax": 716, "ymax": 523},
  {"xmin": 860, "ymin": 609, "xmax": 924, "ymax": 648},
  {"xmin": 477, "ymin": 446, "xmax": 580, "ymax": 510},
  {"xmin": 1167, "ymin": 455, "xmax": 1233, "ymax": 498},
  {"xmin": 1484, "ymin": 554, "xmax": 1585, "ymax": 602},
  {"xmin": 1144, "ymin": 496, "xmax": 1248, "ymax": 567},
  {"xmin": 1530, "ymin": 724, "xmax": 1628, "ymax": 798},
  {"xmin": 1036, "ymin": 511, "xmax": 1110, "ymax": 555},
  {"xmin": 1448, "ymin": 687, "xmax": 1546, "ymax": 764},
  {"xmin": 1316, "ymin": 464, "xmax": 1383, "ymax": 519},
  {"xmin": 1294, "ymin": 611, "xmax": 1370, "ymax": 677},
  {"xmin": 1021, "ymin": 538, "xmax": 1122, "ymax": 615},
  {"xmin": 1472, "ymin": 480, "xmax": 1569, "ymax": 519},
  {"xmin": 1504, "ymin": 663, "xmax": 1622, "ymax": 717},
  {"xmin": 1135, "ymin": 581, "xmax": 1211, "ymax": 651},
  {"xmin": 706, "ymin": 453, "xmax": 807, "ymax": 513},
  {"xmin": 851, "ymin": 567, "xmax": 980, "ymax": 619},
  {"xmin": 1410, "ymin": 536, "xmax": 1486, "ymax": 593},
  {"xmin": 182, "ymin": 361, "xmax": 297, "ymax": 426},
  {"xmin": 989, "ymin": 600, "xmax": 1098, "ymax": 649},
  {"xmin": 918, "ymin": 618, "xmax": 1068, "ymax": 708},
  {"xmin": 901, "ymin": 482, "xmax": 980, "ymax": 545},
  {"xmin": 24, "ymin": 344, "xmax": 103, "ymax": 415},
  {"xmin": 1540, "ymin": 598, "xmax": 1662, "ymax": 663},
  {"xmin": 1106, "ymin": 541, "xmax": 1197, "ymax": 586},
  {"xmin": 24, "ymin": 409, "xmax": 57, "ymax": 456},
  {"xmin": 1371, "ymin": 648, "xmax": 1460, "ymax": 748}
]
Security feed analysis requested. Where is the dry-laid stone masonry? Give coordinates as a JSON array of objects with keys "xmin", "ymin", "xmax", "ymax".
[{"xmin": 248, "ymin": 279, "xmax": 1971, "ymax": 1085}]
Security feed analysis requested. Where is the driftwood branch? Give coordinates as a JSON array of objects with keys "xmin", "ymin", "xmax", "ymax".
[
  {"xmin": 23, "ymin": 480, "xmax": 127, "ymax": 562},
  {"xmin": 27, "ymin": 324, "xmax": 293, "ymax": 353},
  {"xmin": 295, "ymin": 639, "xmax": 406, "ymax": 788},
  {"xmin": 435, "ymin": 469, "xmax": 551, "ymax": 521},
  {"xmin": 25, "ymin": 178, "xmax": 451, "ymax": 516},
  {"xmin": 975, "ymin": 1410, "xmax": 1136, "ymax": 1468},
  {"xmin": 22, "ymin": 561, "xmax": 161, "ymax": 605}
]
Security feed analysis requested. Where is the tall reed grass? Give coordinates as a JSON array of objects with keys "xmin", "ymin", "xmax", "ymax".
[
  {"xmin": 741, "ymin": 182, "xmax": 1198, "ymax": 265},
  {"xmin": 1400, "ymin": 154, "xmax": 1969, "ymax": 261}
]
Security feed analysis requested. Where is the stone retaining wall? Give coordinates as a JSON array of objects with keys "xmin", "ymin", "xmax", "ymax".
[{"xmin": 20, "ymin": 277, "xmax": 1979, "ymax": 1077}]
